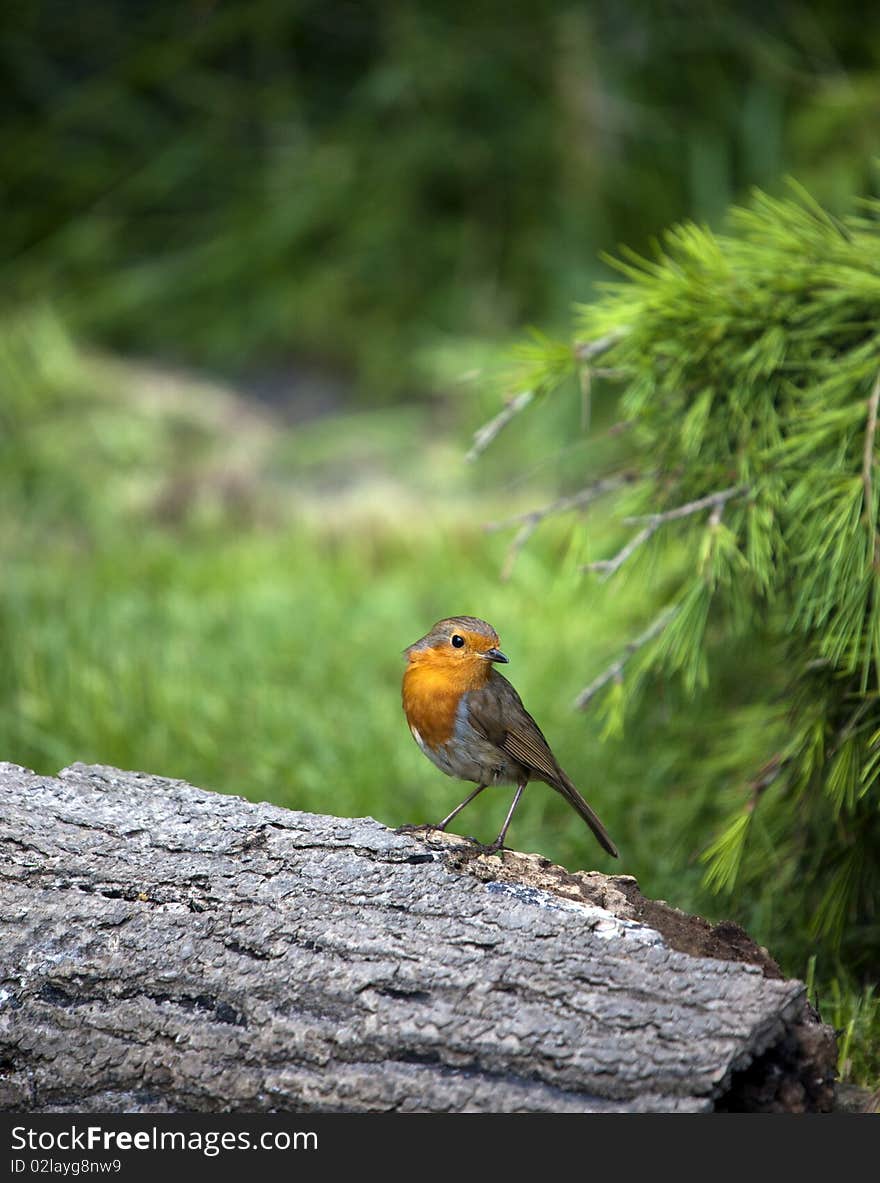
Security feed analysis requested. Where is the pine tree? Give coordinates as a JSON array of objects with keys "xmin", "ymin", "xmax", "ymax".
[{"xmin": 485, "ymin": 185, "xmax": 880, "ymax": 977}]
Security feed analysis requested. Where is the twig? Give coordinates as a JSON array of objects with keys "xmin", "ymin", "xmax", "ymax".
[
  {"xmin": 746, "ymin": 755, "xmax": 784, "ymax": 814},
  {"xmin": 589, "ymin": 367, "xmax": 628, "ymax": 380},
  {"xmin": 862, "ymin": 371, "xmax": 880, "ymax": 564},
  {"xmin": 606, "ymin": 420, "xmax": 633, "ymax": 438},
  {"xmin": 573, "ymin": 329, "xmax": 628, "ymax": 363},
  {"xmin": 485, "ymin": 474, "xmax": 633, "ymax": 533},
  {"xmin": 574, "ymin": 605, "xmax": 680, "ymax": 710},
  {"xmin": 486, "ymin": 474, "xmax": 634, "ymax": 581},
  {"xmin": 467, "ymin": 332, "xmax": 628, "ymax": 463},
  {"xmin": 708, "ymin": 500, "xmax": 725, "ymax": 529},
  {"xmin": 466, "ymin": 390, "xmax": 534, "ymax": 462},
  {"xmin": 580, "ymin": 368, "xmax": 629, "ymax": 428},
  {"xmin": 622, "ymin": 485, "xmax": 745, "ymax": 526},
  {"xmin": 575, "ymin": 331, "xmax": 628, "ymax": 431},
  {"xmin": 499, "ymin": 521, "xmax": 539, "ymax": 582},
  {"xmin": 585, "ymin": 522, "xmax": 655, "ymax": 582},
  {"xmin": 584, "ymin": 485, "xmax": 745, "ymax": 581},
  {"xmin": 580, "ymin": 357, "xmax": 592, "ymax": 431}
]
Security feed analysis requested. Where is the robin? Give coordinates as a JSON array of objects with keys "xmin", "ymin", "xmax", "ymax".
[{"xmin": 401, "ymin": 615, "xmax": 618, "ymax": 857}]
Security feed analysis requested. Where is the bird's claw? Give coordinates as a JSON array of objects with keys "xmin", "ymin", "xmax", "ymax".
[
  {"xmin": 395, "ymin": 825, "xmax": 505, "ymax": 856},
  {"xmin": 464, "ymin": 836, "xmax": 505, "ymax": 856}
]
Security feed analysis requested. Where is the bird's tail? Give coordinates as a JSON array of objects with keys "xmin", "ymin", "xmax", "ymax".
[{"xmin": 551, "ymin": 773, "xmax": 619, "ymax": 858}]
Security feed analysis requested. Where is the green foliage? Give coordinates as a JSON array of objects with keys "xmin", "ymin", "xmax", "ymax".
[
  {"xmin": 3, "ymin": 2, "xmax": 879, "ymax": 392},
  {"xmin": 516, "ymin": 185, "xmax": 880, "ymax": 977}
]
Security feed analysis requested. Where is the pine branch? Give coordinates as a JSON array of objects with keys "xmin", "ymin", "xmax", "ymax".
[
  {"xmin": 862, "ymin": 371, "xmax": 880, "ymax": 565},
  {"xmin": 466, "ymin": 390, "xmax": 534, "ymax": 462},
  {"xmin": 486, "ymin": 474, "xmax": 634, "ymax": 581},
  {"xmin": 573, "ymin": 329, "xmax": 628, "ymax": 362},
  {"xmin": 574, "ymin": 604, "xmax": 680, "ymax": 710},
  {"xmin": 745, "ymin": 755, "xmax": 784, "ymax": 814},
  {"xmin": 584, "ymin": 485, "xmax": 745, "ymax": 580}
]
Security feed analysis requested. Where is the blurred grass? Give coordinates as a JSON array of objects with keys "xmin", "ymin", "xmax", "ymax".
[{"xmin": 2, "ymin": 307, "xmax": 877, "ymax": 1090}]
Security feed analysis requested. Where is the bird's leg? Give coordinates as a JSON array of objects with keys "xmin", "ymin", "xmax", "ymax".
[
  {"xmin": 396, "ymin": 783, "xmax": 489, "ymax": 839},
  {"xmin": 436, "ymin": 783, "xmax": 488, "ymax": 831},
  {"xmin": 483, "ymin": 781, "xmax": 527, "ymax": 854}
]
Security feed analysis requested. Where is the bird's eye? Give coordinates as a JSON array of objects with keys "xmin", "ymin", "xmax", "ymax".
[{"xmin": 451, "ymin": 634, "xmax": 465, "ymax": 648}]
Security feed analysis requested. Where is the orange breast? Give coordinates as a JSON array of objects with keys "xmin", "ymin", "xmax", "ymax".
[
  {"xmin": 403, "ymin": 648, "xmax": 493, "ymax": 749},
  {"xmin": 402, "ymin": 663, "xmax": 462, "ymax": 748}
]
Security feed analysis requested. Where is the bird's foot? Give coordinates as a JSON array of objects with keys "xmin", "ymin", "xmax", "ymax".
[
  {"xmin": 394, "ymin": 823, "xmax": 436, "ymax": 836},
  {"xmin": 463, "ymin": 836, "xmax": 506, "ymax": 856}
]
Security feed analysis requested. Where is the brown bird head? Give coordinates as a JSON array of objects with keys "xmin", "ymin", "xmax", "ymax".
[{"xmin": 404, "ymin": 616, "xmax": 509, "ymax": 672}]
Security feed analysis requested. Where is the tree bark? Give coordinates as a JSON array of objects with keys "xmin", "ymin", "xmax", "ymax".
[{"xmin": 0, "ymin": 762, "xmax": 836, "ymax": 1113}]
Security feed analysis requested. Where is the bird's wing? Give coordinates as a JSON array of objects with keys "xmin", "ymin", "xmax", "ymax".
[
  {"xmin": 465, "ymin": 672, "xmax": 563, "ymax": 786},
  {"xmin": 466, "ymin": 671, "xmax": 619, "ymax": 858}
]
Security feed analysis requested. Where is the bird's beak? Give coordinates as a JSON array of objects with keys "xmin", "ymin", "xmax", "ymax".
[{"xmin": 484, "ymin": 647, "xmax": 509, "ymax": 664}]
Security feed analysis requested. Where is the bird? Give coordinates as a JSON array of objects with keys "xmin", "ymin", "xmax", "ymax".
[{"xmin": 401, "ymin": 615, "xmax": 618, "ymax": 857}]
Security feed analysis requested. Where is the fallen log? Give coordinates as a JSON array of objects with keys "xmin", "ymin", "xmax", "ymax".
[{"xmin": 0, "ymin": 762, "xmax": 836, "ymax": 1113}]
